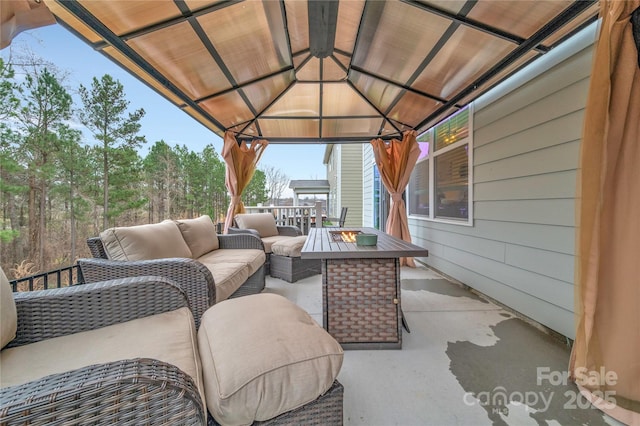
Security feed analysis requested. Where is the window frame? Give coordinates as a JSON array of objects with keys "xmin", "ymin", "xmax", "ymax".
[{"xmin": 408, "ymin": 106, "xmax": 474, "ymax": 226}]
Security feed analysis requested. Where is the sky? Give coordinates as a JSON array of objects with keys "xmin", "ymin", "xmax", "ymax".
[{"xmin": 1, "ymin": 23, "xmax": 328, "ymax": 195}]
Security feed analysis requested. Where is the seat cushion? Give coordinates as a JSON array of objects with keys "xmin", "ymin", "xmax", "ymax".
[
  {"xmin": 198, "ymin": 293, "xmax": 343, "ymax": 425},
  {"xmin": 1, "ymin": 307, "xmax": 205, "ymax": 411},
  {"xmin": 100, "ymin": 221, "xmax": 192, "ymax": 261},
  {"xmin": 176, "ymin": 215, "xmax": 219, "ymax": 258},
  {"xmin": 260, "ymin": 235, "xmax": 299, "ymax": 254},
  {"xmin": 1, "ymin": 267, "xmax": 17, "ymax": 349},
  {"xmin": 198, "ymin": 249, "xmax": 265, "ymax": 277},
  {"xmin": 234, "ymin": 213, "xmax": 278, "ymax": 238},
  {"xmin": 271, "ymin": 235, "xmax": 308, "ymax": 257},
  {"xmin": 199, "ymin": 262, "xmax": 249, "ymax": 303}
]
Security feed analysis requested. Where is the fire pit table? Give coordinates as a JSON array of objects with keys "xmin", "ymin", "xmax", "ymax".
[{"xmin": 301, "ymin": 227, "xmax": 429, "ymax": 349}]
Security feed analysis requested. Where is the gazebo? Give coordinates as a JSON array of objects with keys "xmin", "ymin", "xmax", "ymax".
[{"xmin": 2, "ymin": 1, "xmax": 639, "ymax": 423}]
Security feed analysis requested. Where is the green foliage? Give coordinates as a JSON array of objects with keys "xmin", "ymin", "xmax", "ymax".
[
  {"xmin": 244, "ymin": 169, "xmax": 269, "ymax": 206},
  {"xmin": 1, "ymin": 58, "xmax": 269, "ymax": 274},
  {"xmin": 0, "ymin": 58, "xmax": 19, "ymax": 120},
  {"xmin": 78, "ymin": 74, "xmax": 146, "ymax": 228}
]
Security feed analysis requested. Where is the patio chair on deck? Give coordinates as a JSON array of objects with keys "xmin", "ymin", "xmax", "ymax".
[{"xmin": 327, "ymin": 207, "xmax": 348, "ymax": 227}]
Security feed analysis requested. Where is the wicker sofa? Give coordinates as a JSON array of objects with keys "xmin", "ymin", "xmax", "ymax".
[
  {"xmin": 1, "ymin": 268, "xmax": 344, "ymax": 426},
  {"xmin": 229, "ymin": 213, "xmax": 321, "ymax": 282},
  {"xmin": 80, "ymin": 215, "xmax": 265, "ymax": 327}
]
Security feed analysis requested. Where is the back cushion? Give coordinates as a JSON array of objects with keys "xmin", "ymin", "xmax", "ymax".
[
  {"xmin": 234, "ymin": 213, "xmax": 278, "ymax": 238},
  {"xmin": 1, "ymin": 267, "xmax": 17, "ymax": 349},
  {"xmin": 100, "ymin": 221, "xmax": 192, "ymax": 261},
  {"xmin": 175, "ymin": 215, "xmax": 219, "ymax": 258}
]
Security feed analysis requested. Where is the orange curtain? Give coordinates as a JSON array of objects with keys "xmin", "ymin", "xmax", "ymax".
[
  {"xmin": 1, "ymin": 0, "xmax": 55, "ymax": 49},
  {"xmin": 371, "ymin": 130, "xmax": 420, "ymax": 267},
  {"xmin": 221, "ymin": 131, "xmax": 268, "ymax": 233},
  {"xmin": 569, "ymin": 1, "xmax": 640, "ymax": 424}
]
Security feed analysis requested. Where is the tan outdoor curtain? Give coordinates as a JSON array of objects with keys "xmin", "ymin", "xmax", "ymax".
[
  {"xmin": 371, "ymin": 130, "xmax": 420, "ymax": 267},
  {"xmin": 221, "ymin": 131, "xmax": 268, "ymax": 233},
  {"xmin": 0, "ymin": 0, "xmax": 55, "ymax": 49},
  {"xmin": 569, "ymin": 1, "xmax": 640, "ymax": 424}
]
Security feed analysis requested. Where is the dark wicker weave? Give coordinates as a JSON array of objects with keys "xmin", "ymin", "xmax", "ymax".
[
  {"xmin": 1, "ymin": 277, "xmax": 205, "ymax": 425},
  {"xmin": 7, "ymin": 276, "xmax": 191, "ymax": 348},
  {"xmin": 207, "ymin": 381, "xmax": 344, "ymax": 426},
  {"xmin": 323, "ymin": 258, "xmax": 402, "ymax": 350},
  {"xmin": 270, "ymin": 254, "xmax": 321, "ymax": 283},
  {"xmin": 83, "ymin": 234, "xmax": 266, "ymax": 328}
]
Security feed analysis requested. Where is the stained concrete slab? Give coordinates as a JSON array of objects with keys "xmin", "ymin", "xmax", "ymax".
[
  {"xmin": 447, "ymin": 317, "xmax": 611, "ymax": 425},
  {"xmin": 402, "ymin": 278, "xmax": 488, "ymax": 303},
  {"xmin": 265, "ymin": 265, "xmax": 619, "ymax": 425}
]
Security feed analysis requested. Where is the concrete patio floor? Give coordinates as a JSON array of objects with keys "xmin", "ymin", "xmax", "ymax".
[{"xmin": 265, "ymin": 263, "xmax": 620, "ymax": 426}]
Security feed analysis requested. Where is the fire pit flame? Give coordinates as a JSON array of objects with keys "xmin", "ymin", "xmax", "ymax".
[
  {"xmin": 341, "ymin": 231, "xmax": 358, "ymax": 243},
  {"xmin": 329, "ymin": 230, "xmax": 362, "ymax": 243}
]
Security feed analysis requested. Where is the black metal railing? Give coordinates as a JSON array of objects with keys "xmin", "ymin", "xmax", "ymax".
[{"xmin": 10, "ymin": 264, "xmax": 85, "ymax": 292}]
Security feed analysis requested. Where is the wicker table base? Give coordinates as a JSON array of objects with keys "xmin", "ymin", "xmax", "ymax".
[{"xmin": 322, "ymin": 258, "xmax": 401, "ymax": 350}]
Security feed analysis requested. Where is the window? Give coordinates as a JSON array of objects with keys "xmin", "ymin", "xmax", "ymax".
[
  {"xmin": 408, "ymin": 107, "xmax": 472, "ymax": 224},
  {"xmin": 409, "ymin": 153, "xmax": 429, "ymax": 216}
]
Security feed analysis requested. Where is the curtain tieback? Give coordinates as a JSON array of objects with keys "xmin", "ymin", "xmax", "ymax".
[
  {"xmin": 391, "ymin": 193, "xmax": 403, "ymax": 203},
  {"xmin": 231, "ymin": 196, "xmax": 242, "ymax": 203}
]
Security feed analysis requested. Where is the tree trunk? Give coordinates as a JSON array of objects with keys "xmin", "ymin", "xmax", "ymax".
[
  {"xmin": 28, "ymin": 172, "xmax": 38, "ymax": 263},
  {"xmin": 39, "ymin": 175, "xmax": 46, "ymax": 268},
  {"xmin": 69, "ymin": 170, "xmax": 76, "ymax": 262},
  {"xmin": 103, "ymin": 145, "xmax": 108, "ymax": 229}
]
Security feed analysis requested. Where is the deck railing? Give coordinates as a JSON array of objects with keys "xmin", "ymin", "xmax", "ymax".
[
  {"xmin": 242, "ymin": 201, "xmax": 325, "ymax": 235},
  {"xmin": 10, "ymin": 264, "xmax": 84, "ymax": 292}
]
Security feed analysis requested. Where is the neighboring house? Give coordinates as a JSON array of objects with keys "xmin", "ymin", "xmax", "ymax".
[
  {"xmin": 288, "ymin": 180, "xmax": 330, "ymax": 208},
  {"xmin": 323, "ymin": 144, "xmax": 363, "ymax": 227},
  {"xmin": 361, "ymin": 23, "xmax": 597, "ymax": 339}
]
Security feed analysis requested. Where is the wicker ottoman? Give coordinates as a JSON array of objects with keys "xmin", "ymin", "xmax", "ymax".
[
  {"xmin": 198, "ymin": 293, "xmax": 344, "ymax": 425},
  {"xmin": 270, "ymin": 236, "xmax": 321, "ymax": 283}
]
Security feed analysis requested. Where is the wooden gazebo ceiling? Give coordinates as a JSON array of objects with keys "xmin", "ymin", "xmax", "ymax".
[{"xmin": 43, "ymin": 0, "xmax": 599, "ymax": 144}]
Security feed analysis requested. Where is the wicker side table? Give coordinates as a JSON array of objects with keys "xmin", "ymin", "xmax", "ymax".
[{"xmin": 322, "ymin": 258, "xmax": 401, "ymax": 350}]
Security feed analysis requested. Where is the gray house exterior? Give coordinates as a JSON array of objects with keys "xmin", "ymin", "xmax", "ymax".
[{"xmin": 324, "ymin": 144, "xmax": 363, "ymax": 227}]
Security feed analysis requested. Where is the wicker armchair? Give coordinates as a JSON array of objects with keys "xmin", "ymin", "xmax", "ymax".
[
  {"xmin": 228, "ymin": 213, "xmax": 302, "ymax": 275},
  {"xmin": 0, "ymin": 276, "xmax": 205, "ymax": 425},
  {"xmin": 81, "ymin": 233, "xmax": 265, "ymax": 328}
]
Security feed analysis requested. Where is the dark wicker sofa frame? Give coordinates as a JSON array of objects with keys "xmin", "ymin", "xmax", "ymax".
[
  {"xmin": 82, "ymin": 234, "xmax": 266, "ymax": 328},
  {"xmin": 0, "ymin": 276, "xmax": 206, "ymax": 425}
]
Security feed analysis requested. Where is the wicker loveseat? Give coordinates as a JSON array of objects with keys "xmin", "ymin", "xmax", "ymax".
[
  {"xmin": 1, "ymin": 268, "xmax": 345, "ymax": 426},
  {"xmin": 0, "ymin": 268, "xmax": 207, "ymax": 424},
  {"xmin": 229, "ymin": 213, "xmax": 321, "ymax": 282},
  {"xmin": 80, "ymin": 215, "xmax": 265, "ymax": 327}
]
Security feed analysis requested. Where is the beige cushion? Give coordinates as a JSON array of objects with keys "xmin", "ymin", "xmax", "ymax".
[
  {"xmin": 100, "ymin": 221, "xmax": 192, "ymax": 261},
  {"xmin": 260, "ymin": 235, "xmax": 298, "ymax": 254},
  {"xmin": 198, "ymin": 293, "xmax": 343, "ymax": 425},
  {"xmin": 234, "ymin": 213, "xmax": 278, "ymax": 238},
  {"xmin": 176, "ymin": 215, "xmax": 219, "ymax": 258},
  {"xmin": 199, "ymin": 262, "xmax": 249, "ymax": 303},
  {"xmin": 271, "ymin": 236, "xmax": 308, "ymax": 258},
  {"xmin": 198, "ymin": 249, "xmax": 265, "ymax": 276},
  {"xmin": 1, "ymin": 268, "xmax": 17, "ymax": 349},
  {"xmin": 1, "ymin": 307, "xmax": 205, "ymax": 412}
]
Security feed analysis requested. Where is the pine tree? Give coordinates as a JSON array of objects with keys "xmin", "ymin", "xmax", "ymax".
[{"xmin": 78, "ymin": 74, "xmax": 145, "ymax": 229}]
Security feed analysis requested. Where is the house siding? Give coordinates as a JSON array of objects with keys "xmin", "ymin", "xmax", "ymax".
[
  {"xmin": 362, "ymin": 144, "xmax": 375, "ymax": 227},
  {"xmin": 408, "ymin": 26, "xmax": 596, "ymax": 338},
  {"xmin": 340, "ymin": 144, "xmax": 363, "ymax": 227}
]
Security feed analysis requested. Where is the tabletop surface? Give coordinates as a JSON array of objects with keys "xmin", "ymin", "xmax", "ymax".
[{"xmin": 301, "ymin": 227, "xmax": 429, "ymax": 259}]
